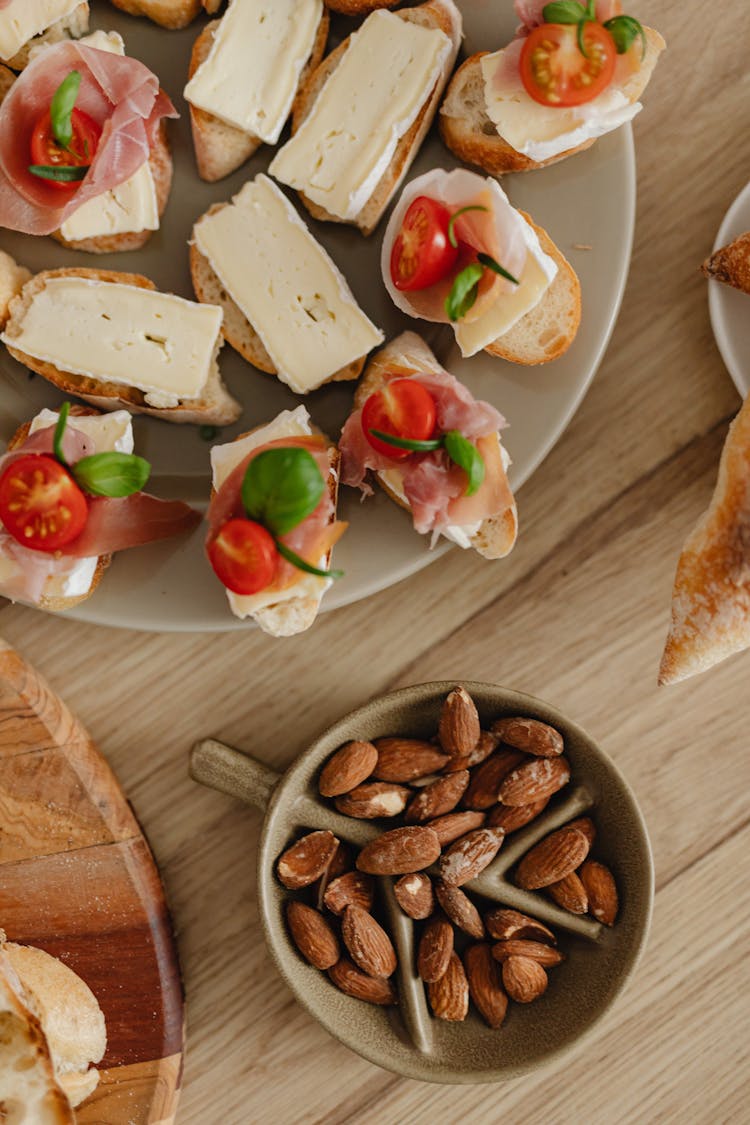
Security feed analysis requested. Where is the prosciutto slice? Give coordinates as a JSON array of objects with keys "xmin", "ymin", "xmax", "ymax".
[
  {"xmin": 515, "ymin": 0, "xmax": 621, "ymax": 30},
  {"xmin": 0, "ymin": 40, "xmax": 176, "ymax": 235}
]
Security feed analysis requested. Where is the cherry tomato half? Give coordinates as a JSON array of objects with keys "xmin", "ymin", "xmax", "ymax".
[
  {"xmin": 520, "ymin": 22, "xmax": 617, "ymax": 108},
  {"xmin": 361, "ymin": 378, "xmax": 438, "ymax": 460},
  {"xmin": 390, "ymin": 196, "xmax": 459, "ymax": 291},
  {"xmin": 30, "ymin": 107, "xmax": 101, "ymax": 192},
  {"xmin": 207, "ymin": 518, "xmax": 279, "ymax": 595},
  {"xmin": 0, "ymin": 454, "xmax": 88, "ymax": 552}
]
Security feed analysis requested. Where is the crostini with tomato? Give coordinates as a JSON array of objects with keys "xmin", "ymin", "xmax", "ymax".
[
  {"xmin": 440, "ymin": 0, "xmax": 664, "ymax": 175},
  {"xmin": 207, "ymin": 406, "xmax": 346, "ymax": 636},
  {"xmin": 0, "ymin": 402, "xmax": 200, "ymax": 611},
  {"xmin": 339, "ymin": 332, "xmax": 518, "ymax": 559},
  {"xmin": 382, "ymin": 168, "xmax": 580, "ymax": 363}
]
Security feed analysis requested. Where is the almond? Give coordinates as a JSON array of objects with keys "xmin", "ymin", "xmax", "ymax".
[
  {"xmin": 318, "ymin": 740, "xmax": 378, "ymax": 797},
  {"xmin": 323, "ymin": 870, "xmax": 375, "ymax": 916},
  {"xmin": 439, "ymin": 827, "xmax": 505, "ymax": 887},
  {"xmin": 356, "ymin": 826, "xmax": 441, "ymax": 875},
  {"xmin": 443, "ymin": 730, "xmax": 499, "ymax": 773},
  {"xmin": 491, "ymin": 940, "xmax": 564, "ymax": 967},
  {"xmin": 547, "ymin": 871, "xmax": 588, "ymax": 914},
  {"xmin": 405, "ymin": 771, "xmax": 469, "ymax": 823},
  {"xmin": 417, "ymin": 915, "xmax": 454, "ymax": 982},
  {"xmin": 427, "ymin": 810, "xmax": 486, "ymax": 846},
  {"xmin": 286, "ymin": 901, "xmax": 340, "ymax": 971},
  {"xmin": 427, "ymin": 951, "xmax": 469, "ymax": 1021},
  {"xmin": 487, "ymin": 797, "xmax": 550, "ymax": 834},
  {"xmin": 341, "ymin": 905, "xmax": 397, "ymax": 979},
  {"xmin": 484, "ymin": 908, "xmax": 556, "ymax": 945},
  {"xmin": 435, "ymin": 879, "xmax": 484, "ymax": 939},
  {"xmin": 277, "ymin": 830, "xmax": 339, "ymax": 890},
  {"xmin": 335, "ymin": 781, "xmax": 411, "ymax": 819},
  {"xmin": 566, "ymin": 816, "xmax": 596, "ymax": 847},
  {"xmin": 463, "ymin": 750, "xmax": 525, "ymax": 810},
  {"xmin": 464, "ymin": 943, "xmax": 507, "ymax": 1030},
  {"xmin": 492, "ymin": 716, "xmax": 564, "ymax": 758},
  {"xmin": 328, "ymin": 958, "xmax": 397, "ymax": 1006},
  {"xmin": 394, "ymin": 873, "xmax": 434, "ymax": 920},
  {"xmin": 438, "ymin": 686, "xmax": 480, "ymax": 757},
  {"xmin": 373, "ymin": 738, "xmax": 450, "ymax": 782},
  {"xmin": 515, "ymin": 826, "xmax": 590, "ymax": 890},
  {"xmin": 580, "ymin": 860, "xmax": 619, "ymax": 925},
  {"xmin": 502, "ymin": 956, "xmax": 548, "ymax": 1003},
  {"xmin": 499, "ymin": 756, "xmax": 571, "ymax": 807},
  {"xmin": 315, "ymin": 840, "xmax": 354, "ymax": 910}
]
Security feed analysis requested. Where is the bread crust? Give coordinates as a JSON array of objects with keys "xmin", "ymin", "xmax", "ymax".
[
  {"xmin": 109, "ymin": 0, "xmax": 202, "ymax": 30},
  {"xmin": 324, "ymin": 0, "xmax": 398, "ymax": 11},
  {"xmin": 702, "ymin": 233, "xmax": 750, "ymax": 295}
]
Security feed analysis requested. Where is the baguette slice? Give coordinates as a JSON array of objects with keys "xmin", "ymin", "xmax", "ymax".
[
  {"xmin": 289, "ymin": 0, "xmax": 461, "ymax": 236},
  {"xmin": 3, "ymin": 268, "xmax": 240, "ymax": 426},
  {"xmin": 659, "ymin": 395, "xmax": 750, "ymax": 685},
  {"xmin": 3, "ymin": 3, "xmax": 89, "ymax": 71},
  {"xmin": 702, "ymin": 233, "xmax": 750, "ymax": 295},
  {"xmin": 354, "ymin": 332, "xmax": 518, "ymax": 560},
  {"xmin": 109, "ymin": 0, "xmax": 202, "ymax": 29},
  {"xmin": 324, "ymin": 0, "xmax": 398, "ymax": 11},
  {"xmin": 188, "ymin": 9, "xmax": 329, "ymax": 183}
]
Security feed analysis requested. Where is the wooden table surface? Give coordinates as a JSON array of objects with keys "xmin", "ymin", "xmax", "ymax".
[{"xmin": 3, "ymin": 3, "xmax": 749, "ymax": 1121}]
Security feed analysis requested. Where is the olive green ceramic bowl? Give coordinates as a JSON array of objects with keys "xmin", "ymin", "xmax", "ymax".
[{"xmin": 191, "ymin": 681, "xmax": 653, "ymax": 1083}]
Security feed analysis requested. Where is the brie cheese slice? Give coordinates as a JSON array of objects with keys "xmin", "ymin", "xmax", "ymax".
[{"xmin": 0, "ymin": 0, "xmax": 80, "ymax": 61}]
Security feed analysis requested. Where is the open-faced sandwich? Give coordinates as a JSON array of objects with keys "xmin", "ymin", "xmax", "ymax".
[
  {"xmin": 111, "ymin": 0, "xmax": 217, "ymax": 31},
  {"xmin": 0, "ymin": 0, "xmax": 89, "ymax": 72},
  {"xmin": 0, "ymin": 36, "xmax": 175, "ymax": 252},
  {"xmin": 0, "ymin": 402, "xmax": 201, "ymax": 610},
  {"xmin": 340, "ymin": 331, "xmax": 518, "ymax": 558},
  {"xmin": 382, "ymin": 168, "xmax": 580, "ymax": 363},
  {"xmin": 269, "ymin": 0, "xmax": 462, "ymax": 236},
  {"xmin": 207, "ymin": 406, "xmax": 345, "ymax": 636},
  {"xmin": 191, "ymin": 175, "xmax": 383, "ymax": 393},
  {"xmin": 441, "ymin": 0, "xmax": 665, "ymax": 175},
  {"xmin": 184, "ymin": 0, "xmax": 329, "ymax": 182}
]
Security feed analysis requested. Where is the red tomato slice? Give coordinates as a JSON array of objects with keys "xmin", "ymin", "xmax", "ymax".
[
  {"xmin": 390, "ymin": 196, "xmax": 459, "ymax": 291},
  {"xmin": 361, "ymin": 378, "xmax": 438, "ymax": 460},
  {"xmin": 208, "ymin": 518, "xmax": 279, "ymax": 595},
  {"xmin": 520, "ymin": 22, "xmax": 617, "ymax": 108},
  {"xmin": 30, "ymin": 107, "xmax": 101, "ymax": 193},
  {"xmin": 0, "ymin": 454, "xmax": 88, "ymax": 552}
]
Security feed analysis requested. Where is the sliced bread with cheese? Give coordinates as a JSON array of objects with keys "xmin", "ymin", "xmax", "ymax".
[{"xmin": 0, "ymin": 1, "xmax": 88, "ymax": 71}]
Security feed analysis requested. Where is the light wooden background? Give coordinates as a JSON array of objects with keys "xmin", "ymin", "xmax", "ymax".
[{"xmin": 3, "ymin": 3, "xmax": 750, "ymax": 1121}]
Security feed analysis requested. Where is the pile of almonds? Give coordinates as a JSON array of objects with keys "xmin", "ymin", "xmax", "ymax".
[{"xmin": 276, "ymin": 687, "xmax": 619, "ymax": 1027}]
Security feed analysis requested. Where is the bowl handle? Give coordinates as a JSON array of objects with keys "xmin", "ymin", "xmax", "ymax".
[{"xmin": 190, "ymin": 738, "xmax": 280, "ymax": 812}]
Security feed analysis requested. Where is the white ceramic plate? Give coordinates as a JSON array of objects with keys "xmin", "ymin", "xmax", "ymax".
[
  {"xmin": 0, "ymin": 0, "xmax": 635, "ymax": 632},
  {"xmin": 708, "ymin": 179, "xmax": 750, "ymax": 398}
]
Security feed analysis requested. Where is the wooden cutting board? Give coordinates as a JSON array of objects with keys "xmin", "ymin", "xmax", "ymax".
[{"xmin": 0, "ymin": 642, "xmax": 184, "ymax": 1124}]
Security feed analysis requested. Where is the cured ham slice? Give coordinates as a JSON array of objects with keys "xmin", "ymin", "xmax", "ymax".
[
  {"xmin": 514, "ymin": 0, "xmax": 621, "ymax": 29},
  {"xmin": 0, "ymin": 40, "xmax": 176, "ymax": 234}
]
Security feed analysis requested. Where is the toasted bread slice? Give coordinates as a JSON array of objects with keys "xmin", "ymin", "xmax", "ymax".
[
  {"xmin": 109, "ymin": 0, "xmax": 201, "ymax": 29},
  {"xmin": 702, "ymin": 233, "xmax": 750, "ymax": 295},
  {"xmin": 3, "ymin": 3, "xmax": 89, "ymax": 71},
  {"xmin": 3, "ymin": 268, "xmax": 240, "ymax": 426},
  {"xmin": 440, "ymin": 27, "xmax": 664, "ymax": 176},
  {"xmin": 324, "ymin": 0, "xmax": 398, "ymax": 11},
  {"xmin": 188, "ymin": 9, "xmax": 329, "ymax": 183},
  {"xmin": 0, "ymin": 249, "xmax": 31, "ymax": 328},
  {"xmin": 289, "ymin": 0, "xmax": 461, "ymax": 236},
  {"xmin": 354, "ymin": 332, "xmax": 518, "ymax": 560}
]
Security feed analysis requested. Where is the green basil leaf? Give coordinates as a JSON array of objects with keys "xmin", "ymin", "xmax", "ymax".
[
  {"xmin": 476, "ymin": 252, "xmax": 520, "ymax": 286},
  {"xmin": 585, "ymin": 0, "xmax": 596, "ymax": 19},
  {"xmin": 445, "ymin": 262, "xmax": 484, "ymax": 322},
  {"xmin": 604, "ymin": 15, "xmax": 646, "ymax": 57},
  {"xmin": 72, "ymin": 452, "xmax": 150, "ymax": 498},
  {"xmin": 443, "ymin": 430, "xmax": 485, "ymax": 497},
  {"xmin": 447, "ymin": 205, "xmax": 488, "ymax": 249},
  {"xmin": 50, "ymin": 70, "xmax": 81, "ymax": 150},
  {"xmin": 276, "ymin": 540, "xmax": 343, "ymax": 580},
  {"xmin": 577, "ymin": 17, "xmax": 591, "ymax": 58},
  {"xmin": 53, "ymin": 401, "xmax": 70, "ymax": 466},
  {"xmin": 542, "ymin": 1, "xmax": 586, "ymax": 24},
  {"xmin": 28, "ymin": 164, "xmax": 89, "ymax": 182},
  {"xmin": 242, "ymin": 447, "xmax": 324, "ymax": 537},
  {"xmin": 368, "ymin": 429, "xmax": 442, "ymax": 453}
]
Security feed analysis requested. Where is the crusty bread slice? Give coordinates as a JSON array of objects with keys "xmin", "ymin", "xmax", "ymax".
[
  {"xmin": 3, "ymin": 268, "xmax": 240, "ymax": 426},
  {"xmin": 354, "ymin": 331, "xmax": 518, "ymax": 560},
  {"xmin": 0, "ymin": 250, "xmax": 31, "ymax": 329},
  {"xmin": 109, "ymin": 0, "xmax": 201, "ymax": 30},
  {"xmin": 702, "ymin": 233, "xmax": 750, "ymax": 295},
  {"xmin": 290, "ymin": 0, "xmax": 461, "ymax": 236},
  {"xmin": 188, "ymin": 10, "xmax": 329, "ymax": 183},
  {"xmin": 324, "ymin": 0, "xmax": 398, "ymax": 12},
  {"xmin": 3, "ymin": 3, "xmax": 89, "ymax": 71},
  {"xmin": 440, "ymin": 27, "xmax": 665, "ymax": 176}
]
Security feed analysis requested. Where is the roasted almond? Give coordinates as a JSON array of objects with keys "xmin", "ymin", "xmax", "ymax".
[
  {"xmin": 427, "ymin": 810, "xmax": 486, "ymax": 846},
  {"xmin": 515, "ymin": 826, "xmax": 590, "ymax": 890},
  {"xmin": 335, "ymin": 781, "xmax": 411, "ymax": 819},
  {"xmin": 356, "ymin": 826, "xmax": 441, "ymax": 876},
  {"xmin": 318, "ymin": 740, "xmax": 378, "ymax": 797},
  {"xmin": 405, "ymin": 771, "xmax": 469, "ymax": 823},
  {"xmin": 484, "ymin": 908, "xmax": 556, "ymax": 945},
  {"xmin": 342, "ymin": 905, "xmax": 397, "ymax": 979},
  {"xmin": 328, "ymin": 958, "xmax": 397, "ymax": 1006},
  {"xmin": 487, "ymin": 798, "xmax": 550, "ymax": 834},
  {"xmin": 491, "ymin": 940, "xmax": 564, "ymax": 967},
  {"xmin": 502, "ymin": 956, "xmax": 548, "ymax": 1003},
  {"xmin": 439, "ymin": 827, "xmax": 505, "ymax": 887},
  {"xmin": 394, "ymin": 873, "xmax": 434, "ymax": 920},
  {"xmin": 286, "ymin": 901, "xmax": 340, "ymax": 971},
  {"xmin": 463, "ymin": 750, "xmax": 526, "ymax": 810},
  {"xmin": 566, "ymin": 816, "xmax": 596, "ymax": 847},
  {"xmin": 315, "ymin": 840, "xmax": 354, "ymax": 910},
  {"xmin": 464, "ymin": 943, "xmax": 507, "ymax": 1030},
  {"xmin": 580, "ymin": 860, "xmax": 619, "ymax": 925},
  {"xmin": 492, "ymin": 716, "xmax": 564, "ymax": 758},
  {"xmin": 435, "ymin": 879, "xmax": 484, "ymax": 939},
  {"xmin": 443, "ymin": 730, "xmax": 499, "ymax": 773},
  {"xmin": 373, "ymin": 738, "xmax": 450, "ymax": 782},
  {"xmin": 427, "ymin": 951, "xmax": 469, "ymax": 1021},
  {"xmin": 323, "ymin": 870, "xmax": 375, "ymax": 916},
  {"xmin": 547, "ymin": 871, "xmax": 589, "ymax": 914},
  {"xmin": 438, "ymin": 686, "xmax": 480, "ymax": 757},
  {"xmin": 499, "ymin": 756, "xmax": 571, "ymax": 807},
  {"xmin": 417, "ymin": 915, "xmax": 454, "ymax": 982},
  {"xmin": 277, "ymin": 830, "xmax": 339, "ymax": 890}
]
